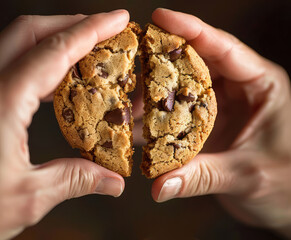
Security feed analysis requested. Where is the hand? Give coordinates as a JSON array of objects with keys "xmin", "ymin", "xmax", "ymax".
[
  {"xmin": 150, "ymin": 8, "xmax": 291, "ymax": 237},
  {"xmin": 0, "ymin": 10, "xmax": 129, "ymax": 240}
]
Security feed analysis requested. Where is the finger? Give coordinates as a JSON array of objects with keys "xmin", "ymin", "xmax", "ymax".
[
  {"xmin": 1, "ymin": 10, "xmax": 129, "ymax": 127},
  {"xmin": 35, "ymin": 158, "xmax": 125, "ymax": 199},
  {"xmin": 0, "ymin": 14, "xmax": 88, "ymax": 71},
  {"xmin": 20, "ymin": 158, "xmax": 124, "ymax": 227},
  {"xmin": 152, "ymin": 8, "xmax": 266, "ymax": 81},
  {"xmin": 151, "ymin": 151, "xmax": 262, "ymax": 202},
  {"xmin": 41, "ymin": 92, "xmax": 54, "ymax": 102}
]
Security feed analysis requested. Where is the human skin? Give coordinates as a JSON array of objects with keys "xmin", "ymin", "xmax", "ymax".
[
  {"xmin": 145, "ymin": 8, "xmax": 291, "ymax": 238},
  {"xmin": 1, "ymin": 7, "xmax": 291, "ymax": 240},
  {"xmin": 0, "ymin": 10, "xmax": 129, "ymax": 240}
]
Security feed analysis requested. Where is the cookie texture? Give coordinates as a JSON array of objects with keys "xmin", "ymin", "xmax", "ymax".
[
  {"xmin": 54, "ymin": 22, "xmax": 141, "ymax": 177},
  {"xmin": 140, "ymin": 24, "xmax": 217, "ymax": 178}
]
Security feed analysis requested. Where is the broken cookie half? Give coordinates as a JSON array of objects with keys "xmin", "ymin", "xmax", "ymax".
[
  {"xmin": 54, "ymin": 22, "xmax": 217, "ymax": 179},
  {"xmin": 140, "ymin": 24, "xmax": 217, "ymax": 178},
  {"xmin": 54, "ymin": 22, "xmax": 141, "ymax": 177}
]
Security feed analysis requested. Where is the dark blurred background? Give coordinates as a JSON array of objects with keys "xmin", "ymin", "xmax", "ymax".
[{"xmin": 1, "ymin": 0, "xmax": 290, "ymax": 239}]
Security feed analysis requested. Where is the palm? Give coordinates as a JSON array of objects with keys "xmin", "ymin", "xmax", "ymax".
[
  {"xmin": 203, "ymin": 74, "xmax": 251, "ymax": 153},
  {"xmin": 132, "ymin": 74, "xmax": 251, "ymax": 151}
]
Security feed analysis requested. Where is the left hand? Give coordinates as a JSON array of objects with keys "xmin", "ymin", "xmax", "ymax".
[{"xmin": 0, "ymin": 11, "xmax": 129, "ymax": 240}]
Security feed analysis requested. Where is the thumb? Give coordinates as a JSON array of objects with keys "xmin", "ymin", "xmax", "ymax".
[
  {"xmin": 22, "ymin": 158, "xmax": 124, "ymax": 226},
  {"xmin": 152, "ymin": 151, "xmax": 259, "ymax": 202},
  {"xmin": 35, "ymin": 158, "xmax": 125, "ymax": 200}
]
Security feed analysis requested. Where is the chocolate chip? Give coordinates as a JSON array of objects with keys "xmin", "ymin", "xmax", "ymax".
[
  {"xmin": 62, "ymin": 108, "xmax": 74, "ymax": 123},
  {"xmin": 104, "ymin": 109, "xmax": 122, "ymax": 124},
  {"xmin": 102, "ymin": 141, "xmax": 113, "ymax": 148},
  {"xmin": 93, "ymin": 46, "xmax": 99, "ymax": 52},
  {"xmin": 99, "ymin": 70, "xmax": 108, "ymax": 79},
  {"xmin": 162, "ymin": 90, "xmax": 176, "ymax": 112},
  {"xmin": 78, "ymin": 129, "xmax": 88, "ymax": 141},
  {"xmin": 96, "ymin": 63, "xmax": 108, "ymax": 79},
  {"xmin": 143, "ymin": 152, "xmax": 151, "ymax": 162},
  {"xmin": 104, "ymin": 106, "xmax": 130, "ymax": 125},
  {"xmin": 88, "ymin": 88, "xmax": 97, "ymax": 94},
  {"xmin": 97, "ymin": 63, "xmax": 105, "ymax": 68},
  {"xmin": 79, "ymin": 132, "xmax": 85, "ymax": 141},
  {"xmin": 189, "ymin": 104, "xmax": 196, "ymax": 112},
  {"xmin": 169, "ymin": 48, "xmax": 182, "ymax": 61},
  {"xmin": 118, "ymin": 74, "xmax": 129, "ymax": 88},
  {"xmin": 72, "ymin": 64, "xmax": 81, "ymax": 79},
  {"xmin": 156, "ymin": 100, "xmax": 163, "ymax": 110},
  {"xmin": 177, "ymin": 131, "xmax": 186, "ymax": 140},
  {"xmin": 69, "ymin": 89, "xmax": 77, "ymax": 101},
  {"xmin": 201, "ymin": 102, "xmax": 208, "ymax": 108},
  {"xmin": 168, "ymin": 143, "xmax": 181, "ymax": 149},
  {"xmin": 177, "ymin": 93, "xmax": 196, "ymax": 102}
]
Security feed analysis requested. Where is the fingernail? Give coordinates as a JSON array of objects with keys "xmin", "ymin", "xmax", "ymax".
[
  {"xmin": 109, "ymin": 9, "xmax": 126, "ymax": 14},
  {"xmin": 157, "ymin": 177, "xmax": 182, "ymax": 202},
  {"xmin": 95, "ymin": 177, "xmax": 123, "ymax": 197}
]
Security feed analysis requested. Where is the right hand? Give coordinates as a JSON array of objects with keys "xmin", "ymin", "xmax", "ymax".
[{"xmin": 150, "ymin": 8, "xmax": 291, "ymax": 238}]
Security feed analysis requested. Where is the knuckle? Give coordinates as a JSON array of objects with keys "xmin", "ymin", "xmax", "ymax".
[
  {"xmin": 67, "ymin": 165, "xmax": 96, "ymax": 198},
  {"xmin": 74, "ymin": 13, "xmax": 86, "ymax": 19},
  {"xmin": 238, "ymin": 164, "xmax": 267, "ymax": 200},
  {"xmin": 43, "ymin": 32, "xmax": 73, "ymax": 64},
  {"xmin": 265, "ymin": 60, "xmax": 287, "ymax": 78},
  {"xmin": 185, "ymin": 160, "xmax": 220, "ymax": 196},
  {"xmin": 45, "ymin": 32, "xmax": 68, "ymax": 51},
  {"xmin": 217, "ymin": 28, "xmax": 240, "ymax": 44},
  {"xmin": 273, "ymin": 65, "xmax": 289, "ymax": 82},
  {"xmin": 264, "ymin": 62, "xmax": 290, "ymax": 98}
]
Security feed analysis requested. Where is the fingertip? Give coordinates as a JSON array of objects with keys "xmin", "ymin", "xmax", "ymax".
[
  {"xmin": 108, "ymin": 9, "xmax": 130, "ymax": 36},
  {"xmin": 151, "ymin": 10, "xmax": 158, "ymax": 24},
  {"xmin": 152, "ymin": 8, "xmax": 169, "ymax": 25},
  {"xmin": 151, "ymin": 8, "xmax": 201, "ymax": 40},
  {"xmin": 152, "ymin": 7, "xmax": 164, "ymax": 16},
  {"xmin": 151, "ymin": 160, "xmax": 200, "ymax": 202},
  {"xmin": 96, "ymin": 165, "xmax": 126, "ymax": 195},
  {"xmin": 72, "ymin": 13, "xmax": 88, "ymax": 19},
  {"xmin": 152, "ymin": 175, "xmax": 183, "ymax": 203},
  {"xmin": 151, "ymin": 173, "xmax": 173, "ymax": 202},
  {"xmin": 113, "ymin": 172, "xmax": 125, "ymax": 190},
  {"xmin": 121, "ymin": 10, "xmax": 130, "ymax": 26},
  {"xmin": 94, "ymin": 174, "xmax": 125, "ymax": 197},
  {"xmin": 109, "ymin": 9, "xmax": 129, "ymax": 15},
  {"xmin": 108, "ymin": 9, "xmax": 130, "ymax": 23},
  {"xmin": 151, "ymin": 178, "xmax": 161, "ymax": 202},
  {"xmin": 152, "ymin": 7, "xmax": 172, "ymax": 17},
  {"xmin": 84, "ymin": 10, "xmax": 129, "ymax": 44}
]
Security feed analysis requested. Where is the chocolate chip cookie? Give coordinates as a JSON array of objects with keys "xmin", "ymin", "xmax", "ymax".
[
  {"xmin": 140, "ymin": 24, "xmax": 217, "ymax": 178},
  {"xmin": 54, "ymin": 22, "xmax": 141, "ymax": 177}
]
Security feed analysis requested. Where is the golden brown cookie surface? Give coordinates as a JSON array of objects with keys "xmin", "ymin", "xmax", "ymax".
[
  {"xmin": 140, "ymin": 24, "xmax": 217, "ymax": 178},
  {"xmin": 54, "ymin": 22, "xmax": 141, "ymax": 177}
]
